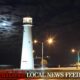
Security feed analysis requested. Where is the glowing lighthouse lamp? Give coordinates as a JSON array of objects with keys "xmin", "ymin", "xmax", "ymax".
[{"xmin": 20, "ymin": 17, "xmax": 34, "ymax": 70}]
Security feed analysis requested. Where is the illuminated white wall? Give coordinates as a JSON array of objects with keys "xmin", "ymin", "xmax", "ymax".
[{"xmin": 20, "ymin": 17, "xmax": 34, "ymax": 70}]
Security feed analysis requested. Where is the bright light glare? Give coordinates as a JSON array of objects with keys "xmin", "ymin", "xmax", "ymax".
[
  {"xmin": 34, "ymin": 40, "xmax": 38, "ymax": 44},
  {"xmin": 47, "ymin": 38, "xmax": 53, "ymax": 44},
  {"xmin": 71, "ymin": 49, "xmax": 76, "ymax": 53},
  {"xmin": 1, "ymin": 21, "xmax": 12, "ymax": 26},
  {"xmin": 2, "ymin": 23, "xmax": 7, "ymax": 26}
]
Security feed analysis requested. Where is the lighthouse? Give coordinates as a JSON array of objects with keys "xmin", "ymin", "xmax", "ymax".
[{"xmin": 20, "ymin": 17, "xmax": 34, "ymax": 70}]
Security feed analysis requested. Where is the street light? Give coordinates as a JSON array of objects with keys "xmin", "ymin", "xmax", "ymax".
[
  {"xmin": 71, "ymin": 48, "xmax": 80, "ymax": 68},
  {"xmin": 33, "ymin": 37, "xmax": 54, "ymax": 69},
  {"xmin": 71, "ymin": 49, "xmax": 76, "ymax": 53},
  {"xmin": 47, "ymin": 38, "xmax": 53, "ymax": 44},
  {"xmin": 34, "ymin": 40, "xmax": 38, "ymax": 44}
]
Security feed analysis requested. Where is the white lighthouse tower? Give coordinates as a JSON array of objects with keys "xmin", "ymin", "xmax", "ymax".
[{"xmin": 20, "ymin": 17, "xmax": 34, "ymax": 70}]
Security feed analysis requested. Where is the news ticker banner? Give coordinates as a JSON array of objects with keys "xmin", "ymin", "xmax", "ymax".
[{"xmin": 0, "ymin": 70, "xmax": 80, "ymax": 79}]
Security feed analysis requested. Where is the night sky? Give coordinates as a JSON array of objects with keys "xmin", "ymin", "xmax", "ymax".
[{"xmin": 0, "ymin": 0, "xmax": 80, "ymax": 68}]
